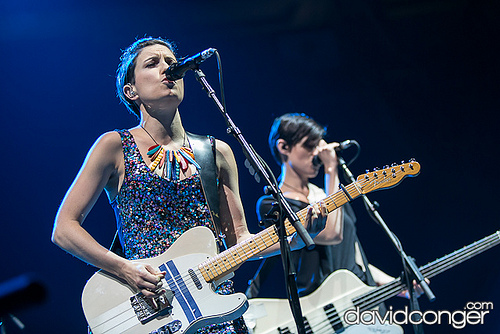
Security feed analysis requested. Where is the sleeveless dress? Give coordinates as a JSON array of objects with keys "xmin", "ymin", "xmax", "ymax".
[{"xmin": 110, "ymin": 129, "xmax": 248, "ymax": 334}]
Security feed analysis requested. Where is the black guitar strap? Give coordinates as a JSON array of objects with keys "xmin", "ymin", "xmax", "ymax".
[
  {"xmin": 356, "ymin": 237, "xmax": 377, "ymax": 286},
  {"xmin": 186, "ymin": 132, "xmax": 225, "ymax": 250},
  {"xmin": 110, "ymin": 131, "xmax": 224, "ymax": 256}
]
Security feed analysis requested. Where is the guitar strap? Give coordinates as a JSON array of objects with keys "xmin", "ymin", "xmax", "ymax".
[
  {"xmin": 185, "ymin": 132, "xmax": 225, "ymax": 250},
  {"xmin": 355, "ymin": 236, "xmax": 377, "ymax": 287},
  {"xmin": 109, "ymin": 131, "xmax": 224, "ymax": 256},
  {"xmin": 356, "ymin": 238, "xmax": 387, "ymax": 315}
]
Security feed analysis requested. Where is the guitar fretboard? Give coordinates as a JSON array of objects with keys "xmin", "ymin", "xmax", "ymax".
[{"xmin": 198, "ymin": 182, "xmax": 363, "ymax": 282}]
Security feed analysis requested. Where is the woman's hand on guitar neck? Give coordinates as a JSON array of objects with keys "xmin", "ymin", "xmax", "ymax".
[
  {"xmin": 291, "ymin": 202, "xmax": 328, "ymax": 250},
  {"xmin": 398, "ymin": 278, "xmax": 430, "ymax": 299}
]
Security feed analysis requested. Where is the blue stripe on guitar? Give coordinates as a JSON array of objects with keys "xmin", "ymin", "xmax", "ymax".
[
  {"xmin": 160, "ymin": 263, "xmax": 196, "ymax": 323},
  {"xmin": 166, "ymin": 260, "xmax": 202, "ymax": 318}
]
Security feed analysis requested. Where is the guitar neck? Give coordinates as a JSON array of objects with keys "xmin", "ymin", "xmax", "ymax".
[
  {"xmin": 352, "ymin": 230, "xmax": 500, "ymax": 311},
  {"xmin": 198, "ymin": 160, "xmax": 420, "ymax": 283},
  {"xmin": 421, "ymin": 230, "xmax": 500, "ymax": 279},
  {"xmin": 198, "ymin": 181, "xmax": 363, "ymax": 283}
]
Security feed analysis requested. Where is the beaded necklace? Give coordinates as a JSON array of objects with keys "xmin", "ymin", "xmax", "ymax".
[{"xmin": 141, "ymin": 125, "xmax": 201, "ymax": 180}]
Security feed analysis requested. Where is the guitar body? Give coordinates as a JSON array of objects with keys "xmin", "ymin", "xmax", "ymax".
[
  {"xmin": 82, "ymin": 227, "xmax": 248, "ymax": 334},
  {"xmin": 244, "ymin": 270, "xmax": 402, "ymax": 334}
]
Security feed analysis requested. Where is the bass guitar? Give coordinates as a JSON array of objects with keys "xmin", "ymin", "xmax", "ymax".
[
  {"xmin": 244, "ymin": 230, "xmax": 500, "ymax": 333},
  {"xmin": 81, "ymin": 161, "xmax": 420, "ymax": 334}
]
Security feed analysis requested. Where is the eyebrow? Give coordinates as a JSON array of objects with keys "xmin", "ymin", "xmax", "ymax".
[{"xmin": 142, "ymin": 53, "xmax": 176, "ymax": 63}]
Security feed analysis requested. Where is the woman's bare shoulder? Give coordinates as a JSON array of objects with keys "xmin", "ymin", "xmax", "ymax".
[
  {"xmin": 91, "ymin": 131, "xmax": 123, "ymax": 153},
  {"xmin": 82, "ymin": 131, "xmax": 124, "ymax": 168}
]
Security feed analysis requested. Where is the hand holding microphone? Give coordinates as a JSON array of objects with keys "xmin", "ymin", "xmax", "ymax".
[{"xmin": 313, "ymin": 139, "xmax": 357, "ymax": 167}]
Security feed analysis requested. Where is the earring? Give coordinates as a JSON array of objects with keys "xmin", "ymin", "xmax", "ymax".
[{"xmin": 129, "ymin": 90, "xmax": 136, "ymax": 97}]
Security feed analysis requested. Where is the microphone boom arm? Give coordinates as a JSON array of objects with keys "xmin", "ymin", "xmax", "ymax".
[{"xmin": 192, "ymin": 68, "xmax": 314, "ymax": 249}]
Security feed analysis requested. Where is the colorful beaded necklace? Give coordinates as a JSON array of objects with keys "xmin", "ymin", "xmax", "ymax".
[{"xmin": 141, "ymin": 126, "xmax": 201, "ymax": 180}]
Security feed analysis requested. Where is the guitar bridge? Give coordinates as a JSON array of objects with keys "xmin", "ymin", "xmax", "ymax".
[{"xmin": 130, "ymin": 288, "xmax": 174, "ymax": 324}]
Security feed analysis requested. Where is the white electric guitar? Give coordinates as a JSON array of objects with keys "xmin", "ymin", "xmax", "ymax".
[
  {"xmin": 81, "ymin": 161, "xmax": 420, "ymax": 334},
  {"xmin": 244, "ymin": 230, "xmax": 500, "ymax": 334}
]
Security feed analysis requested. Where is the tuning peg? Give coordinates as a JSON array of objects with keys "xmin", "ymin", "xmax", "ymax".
[
  {"xmin": 391, "ymin": 162, "xmax": 397, "ymax": 167},
  {"xmin": 409, "ymin": 160, "xmax": 415, "ymax": 170},
  {"xmin": 383, "ymin": 165, "xmax": 389, "ymax": 169}
]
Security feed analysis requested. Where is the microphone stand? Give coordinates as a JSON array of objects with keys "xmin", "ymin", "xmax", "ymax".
[
  {"xmin": 193, "ymin": 68, "xmax": 312, "ymax": 334},
  {"xmin": 338, "ymin": 154, "xmax": 434, "ymax": 334}
]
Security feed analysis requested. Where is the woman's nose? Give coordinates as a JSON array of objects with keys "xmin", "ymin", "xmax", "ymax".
[
  {"xmin": 161, "ymin": 61, "xmax": 170, "ymax": 73},
  {"xmin": 160, "ymin": 58, "xmax": 174, "ymax": 73}
]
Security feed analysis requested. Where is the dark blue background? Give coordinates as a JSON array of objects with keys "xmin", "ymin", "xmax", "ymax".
[{"xmin": 1, "ymin": 1, "xmax": 499, "ymax": 333}]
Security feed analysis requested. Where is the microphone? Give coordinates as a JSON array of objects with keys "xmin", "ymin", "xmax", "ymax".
[
  {"xmin": 335, "ymin": 139, "xmax": 355, "ymax": 152},
  {"xmin": 312, "ymin": 140, "xmax": 356, "ymax": 167},
  {"xmin": 165, "ymin": 48, "xmax": 217, "ymax": 81}
]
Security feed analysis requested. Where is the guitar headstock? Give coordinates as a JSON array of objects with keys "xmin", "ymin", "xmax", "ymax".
[{"xmin": 357, "ymin": 160, "xmax": 420, "ymax": 193}]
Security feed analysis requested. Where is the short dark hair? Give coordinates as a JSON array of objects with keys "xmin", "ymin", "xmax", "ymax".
[
  {"xmin": 116, "ymin": 37, "xmax": 177, "ymax": 118},
  {"xmin": 269, "ymin": 113, "xmax": 326, "ymax": 165}
]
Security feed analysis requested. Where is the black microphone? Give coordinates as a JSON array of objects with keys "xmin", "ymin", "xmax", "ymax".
[
  {"xmin": 335, "ymin": 139, "xmax": 355, "ymax": 152},
  {"xmin": 165, "ymin": 48, "xmax": 217, "ymax": 81},
  {"xmin": 312, "ymin": 140, "xmax": 356, "ymax": 167}
]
